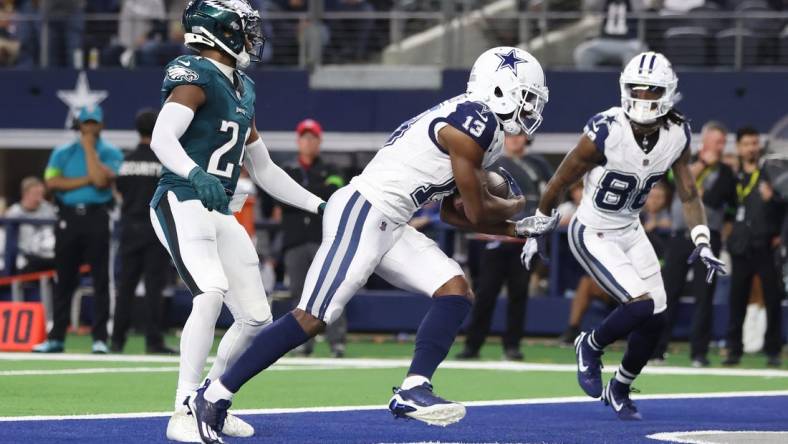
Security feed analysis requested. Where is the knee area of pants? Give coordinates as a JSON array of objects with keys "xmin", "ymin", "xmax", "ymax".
[
  {"xmin": 434, "ymin": 276, "xmax": 471, "ymax": 301},
  {"xmin": 625, "ymin": 297, "xmax": 656, "ymax": 322},
  {"xmin": 192, "ymin": 292, "xmax": 223, "ymax": 315}
]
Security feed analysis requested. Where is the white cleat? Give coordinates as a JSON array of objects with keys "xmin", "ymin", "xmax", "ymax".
[
  {"xmin": 166, "ymin": 410, "xmax": 201, "ymax": 443},
  {"xmin": 223, "ymin": 413, "xmax": 254, "ymax": 438},
  {"xmin": 166, "ymin": 405, "xmax": 254, "ymax": 442}
]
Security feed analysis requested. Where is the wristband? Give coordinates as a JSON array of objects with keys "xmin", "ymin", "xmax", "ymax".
[{"xmin": 691, "ymin": 225, "xmax": 711, "ymax": 246}]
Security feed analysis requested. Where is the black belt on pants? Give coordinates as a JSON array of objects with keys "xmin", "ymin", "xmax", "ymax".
[{"xmin": 58, "ymin": 203, "xmax": 110, "ymax": 218}]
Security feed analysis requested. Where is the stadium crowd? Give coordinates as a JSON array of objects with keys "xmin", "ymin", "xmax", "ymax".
[{"xmin": 0, "ymin": 1, "xmax": 786, "ymax": 68}]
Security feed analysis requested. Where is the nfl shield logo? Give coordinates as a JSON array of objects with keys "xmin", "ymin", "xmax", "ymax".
[
  {"xmin": 379, "ymin": 221, "xmax": 387, "ymax": 231},
  {"xmin": 643, "ymin": 159, "xmax": 650, "ymax": 166}
]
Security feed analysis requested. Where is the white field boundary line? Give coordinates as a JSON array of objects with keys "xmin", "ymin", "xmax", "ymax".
[
  {"xmin": 648, "ymin": 430, "xmax": 788, "ymax": 444},
  {"xmin": 0, "ymin": 390, "xmax": 786, "ymax": 423},
  {"xmin": 0, "ymin": 365, "xmax": 334, "ymax": 377},
  {"xmin": 2, "ymin": 353, "xmax": 788, "ymax": 378}
]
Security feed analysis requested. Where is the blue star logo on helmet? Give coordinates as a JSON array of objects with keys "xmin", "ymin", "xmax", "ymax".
[{"xmin": 495, "ymin": 49, "xmax": 527, "ymax": 73}]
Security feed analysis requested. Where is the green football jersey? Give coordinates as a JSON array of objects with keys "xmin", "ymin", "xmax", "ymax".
[{"xmin": 150, "ymin": 55, "xmax": 256, "ymax": 214}]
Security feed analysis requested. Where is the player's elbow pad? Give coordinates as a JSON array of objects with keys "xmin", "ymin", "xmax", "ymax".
[{"xmin": 150, "ymin": 102, "xmax": 199, "ymax": 178}]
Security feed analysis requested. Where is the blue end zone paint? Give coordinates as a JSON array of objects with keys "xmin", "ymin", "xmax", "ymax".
[{"xmin": 1, "ymin": 396, "xmax": 785, "ymax": 443}]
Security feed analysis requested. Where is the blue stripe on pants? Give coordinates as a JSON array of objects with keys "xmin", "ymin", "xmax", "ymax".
[
  {"xmin": 304, "ymin": 191, "xmax": 361, "ymax": 313},
  {"xmin": 571, "ymin": 219, "xmax": 632, "ymax": 303},
  {"xmin": 317, "ymin": 200, "xmax": 372, "ymax": 320}
]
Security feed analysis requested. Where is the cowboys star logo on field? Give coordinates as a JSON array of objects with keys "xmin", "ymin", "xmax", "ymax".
[{"xmin": 56, "ymin": 71, "xmax": 108, "ymax": 128}]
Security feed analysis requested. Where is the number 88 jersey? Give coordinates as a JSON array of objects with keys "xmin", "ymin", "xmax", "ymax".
[
  {"xmin": 575, "ymin": 107, "xmax": 690, "ymax": 230},
  {"xmin": 151, "ymin": 55, "xmax": 255, "ymax": 212}
]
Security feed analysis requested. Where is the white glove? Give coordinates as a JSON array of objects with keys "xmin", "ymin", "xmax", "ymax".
[
  {"xmin": 688, "ymin": 244, "xmax": 727, "ymax": 283},
  {"xmin": 520, "ymin": 237, "xmax": 538, "ymax": 270},
  {"xmin": 514, "ymin": 209, "xmax": 560, "ymax": 238}
]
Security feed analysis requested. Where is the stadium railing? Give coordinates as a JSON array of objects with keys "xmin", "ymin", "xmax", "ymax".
[{"xmin": 5, "ymin": 9, "xmax": 788, "ymax": 70}]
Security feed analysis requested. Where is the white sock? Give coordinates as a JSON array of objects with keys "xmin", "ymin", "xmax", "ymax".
[
  {"xmin": 175, "ymin": 387, "xmax": 197, "ymax": 412},
  {"xmin": 401, "ymin": 375, "xmax": 430, "ymax": 390},
  {"xmin": 204, "ymin": 379, "xmax": 234, "ymax": 403},
  {"xmin": 174, "ymin": 291, "xmax": 223, "ymax": 411},
  {"xmin": 615, "ymin": 366, "xmax": 636, "ymax": 385}
]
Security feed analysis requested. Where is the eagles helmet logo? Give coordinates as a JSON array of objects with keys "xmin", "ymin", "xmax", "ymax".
[{"xmin": 167, "ymin": 65, "xmax": 199, "ymax": 82}]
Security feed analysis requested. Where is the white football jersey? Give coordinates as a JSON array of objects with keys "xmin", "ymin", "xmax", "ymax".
[
  {"xmin": 351, "ymin": 94, "xmax": 504, "ymax": 224},
  {"xmin": 575, "ymin": 107, "xmax": 690, "ymax": 230}
]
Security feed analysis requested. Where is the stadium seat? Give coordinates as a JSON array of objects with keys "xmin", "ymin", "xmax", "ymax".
[
  {"xmin": 663, "ymin": 26, "xmax": 710, "ymax": 66},
  {"xmin": 688, "ymin": 4, "xmax": 729, "ymax": 36},
  {"xmin": 715, "ymin": 27, "xmax": 759, "ymax": 67}
]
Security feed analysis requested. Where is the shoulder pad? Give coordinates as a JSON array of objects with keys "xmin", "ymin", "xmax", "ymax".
[
  {"xmin": 445, "ymin": 100, "xmax": 497, "ymax": 150},
  {"xmin": 583, "ymin": 110, "xmax": 619, "ymax": 153}
]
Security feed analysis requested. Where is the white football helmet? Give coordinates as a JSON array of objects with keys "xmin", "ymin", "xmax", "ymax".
[
  {"xmin": 466, "ymin": 46, "xmax": 549, "ymax": 136},
  {"xmin": 620, "ymin": 52, "xmax": 678, "ymax": 125}
]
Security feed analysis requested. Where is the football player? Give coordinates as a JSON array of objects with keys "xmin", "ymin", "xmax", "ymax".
[
  {"xmin": 522, "ymin": 52, "xmax": 726, "ymax": 420},
  {"xmin": 147, "ymin": 0, "xmax": 325, "ymax": 441},
  {"xmin": 190, "ymin": 46, "xmax": 558, "ymax": 443}
]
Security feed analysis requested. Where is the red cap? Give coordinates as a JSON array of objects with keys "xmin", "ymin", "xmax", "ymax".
[{"xmin": 296, "ymin": 119, "xmax": 323, "ymax": 138}]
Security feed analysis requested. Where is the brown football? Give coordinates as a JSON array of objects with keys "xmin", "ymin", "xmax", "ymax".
[
  {"xmin": 485, "ymin": 170, "xmax": 510, "ymax": 198},
  {"xmin": 452, "ymin": 170, "xmax": 510, "ymax": 212}
]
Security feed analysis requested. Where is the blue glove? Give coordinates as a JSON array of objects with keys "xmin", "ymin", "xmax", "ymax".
[
  {"xmin": 687, "ymin": 244, "xmax": 727, "ymax": 283},
  {"xmin": 498, "ymin": 167, "xmax": 523, "ymax": 198},
  {"xmin": 188, "ymin": 167, "xmax": 229, "ymax": 212}
]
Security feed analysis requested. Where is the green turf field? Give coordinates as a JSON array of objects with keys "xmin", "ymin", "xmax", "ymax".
[{"xmin": 1, "ymin": 333, "xmax": 785, "ymax": 418}]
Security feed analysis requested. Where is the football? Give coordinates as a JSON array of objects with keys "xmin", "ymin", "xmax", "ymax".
[
  {"xmin": 485, "ymin": 170, "xmax": 510, "ymax": 198},
  {"xmin": 452, "ymin": 170, "xmax": 511, "ymax": 211}
]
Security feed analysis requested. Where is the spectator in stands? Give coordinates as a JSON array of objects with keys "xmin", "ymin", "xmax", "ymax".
[
  {"xmin": 111, "ymin": 109, "xmax": 176, "ymax": 355},
  {"xmin": 115, "ymin": 0, "xmax": 166, "ymax": 66},
  {"xmin": 5, "ymin": 177, "xmax": 56, "ymax": 273},
  {"xmin": 654, "ymin": 120, "xmax": 737, "ymax": 367},
  {"xmin": 0, "ymin": 1, "xmax": 20, "ymax": 66},
  {"xmin": 269, "ymin": 0, "xmax": 330, "ymax": 65},
  {"xmin": 574, "ymin": 0, "xmax": 648, "ymax": 69},
  {"xmin": 45, "ymin": 0, "xmax": 86, "ymax": 67},
  {"xmin": 13, "ymin": 0, "xmax": 39, "ymax": 67},
  {"xmin": 457, "ymin": 133, "xmax": 553, "ymax": 361},
  {"xmin": 32, "ymin": 105, "xmax": 123, "ymax": 354},
  {"xmin": 725, "ymin": 126, "xmax": 785, "ymax": 367},
  {"xmin": 275, "ymin": 119, "xmax": 347, "ymax": 357},
  {"xmin": 325, "ymin": 0, "xmax": 374, "ymax": 62}
]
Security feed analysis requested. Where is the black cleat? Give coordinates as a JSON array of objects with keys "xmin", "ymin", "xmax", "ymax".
[{"xmin": 189, "ymin": 380, "xmax": 231, "ymax": 444}]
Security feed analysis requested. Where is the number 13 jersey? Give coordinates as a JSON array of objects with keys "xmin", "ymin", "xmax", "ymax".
[
  {"xmin": 351, "ymin": 94, "xmax": 504, "ymax": 225},
  {"xmin": 576, "ymin": 106, "xmax": 690, "ymax": 230}
]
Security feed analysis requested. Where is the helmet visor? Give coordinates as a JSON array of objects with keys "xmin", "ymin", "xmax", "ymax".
[
  {"xmin": 625, "ymin": 84, "xmax": 665, "ymax": 101},
  {"xmin": 516, "ymin": 88, "xmax": 546, "ymax": 136},
  {"xmin": 245, "ymin": 15, "xmax": 266, "ymax": 62}
]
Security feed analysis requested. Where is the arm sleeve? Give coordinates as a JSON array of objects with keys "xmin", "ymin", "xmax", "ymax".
[
  {"xmin": 150, "ymin": 102, "xmax": 199, "ymax": 179},
  {"xmin": 583, "ymin": 113, "xmax": 611, "ymax": 153},
  {"xmin": 244, "ymin": 137, "xmax": 324, "ymax": 214},
  {"xmin": 44, "ymin": 149, "xmax": 63, "ymax": 180}
]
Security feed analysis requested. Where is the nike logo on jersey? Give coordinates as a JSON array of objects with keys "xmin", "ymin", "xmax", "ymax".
[
  {"xmin": 474, "ymin": 110, "xmax": 489, "ymax": 122},
  {"xmin": 178, "ymin": 60, "xmax": 191, "ymax": 66}
]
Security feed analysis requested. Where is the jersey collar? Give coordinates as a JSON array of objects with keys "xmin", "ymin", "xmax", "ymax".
[{"xmin": 205, "ymin": 58, "xmax": 235, "ymax": 82}]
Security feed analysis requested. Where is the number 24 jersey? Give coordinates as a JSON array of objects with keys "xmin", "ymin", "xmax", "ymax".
[
  {"xmin": 351, "ymin": 94, "xmax": 504, "ymax": 225},
  {"xmin": 576, "ymin": 106, "xmax": 690, "ymax": 230}
]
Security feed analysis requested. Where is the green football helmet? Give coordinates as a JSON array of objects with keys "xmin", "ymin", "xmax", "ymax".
[{"xmin": 182, "ymin": 0, "xmax": 266, "ymax": 69}]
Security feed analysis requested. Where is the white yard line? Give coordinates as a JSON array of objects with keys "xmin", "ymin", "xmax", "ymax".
[
  {"xmin": 0, "ymin": 390, "xmax": 786, "ymax": 422},
  {"xmin": 2, "ymin": 353, "xmax": 788, "ymax": 378},
  {"xmin": 648, "ymin": 430, "xmax": 788, "ymax": 444},
  {"xmin": 0, "ymin": 365, "xmax": 332, "ymax": 376}
]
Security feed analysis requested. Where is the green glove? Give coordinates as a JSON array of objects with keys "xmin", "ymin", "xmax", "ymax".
[{"xmin": 188, "ymin": 167, "xmax": 229, "ymax": 212}]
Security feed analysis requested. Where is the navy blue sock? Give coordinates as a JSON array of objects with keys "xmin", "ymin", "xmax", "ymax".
[
  {"xmin": 588, "ymin": 299, "xmax": 655, "ymax": 350},
  {"xmin": 408, "ymin": 295, "xmax": 472, "ymax": 379},
  {"xmin": 619, "ymin": 311, "xmax": 666, "ymax": 380},
  {"xmin": 221, "ymin": 312, "xmax": 310, "ymax": 393}
]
